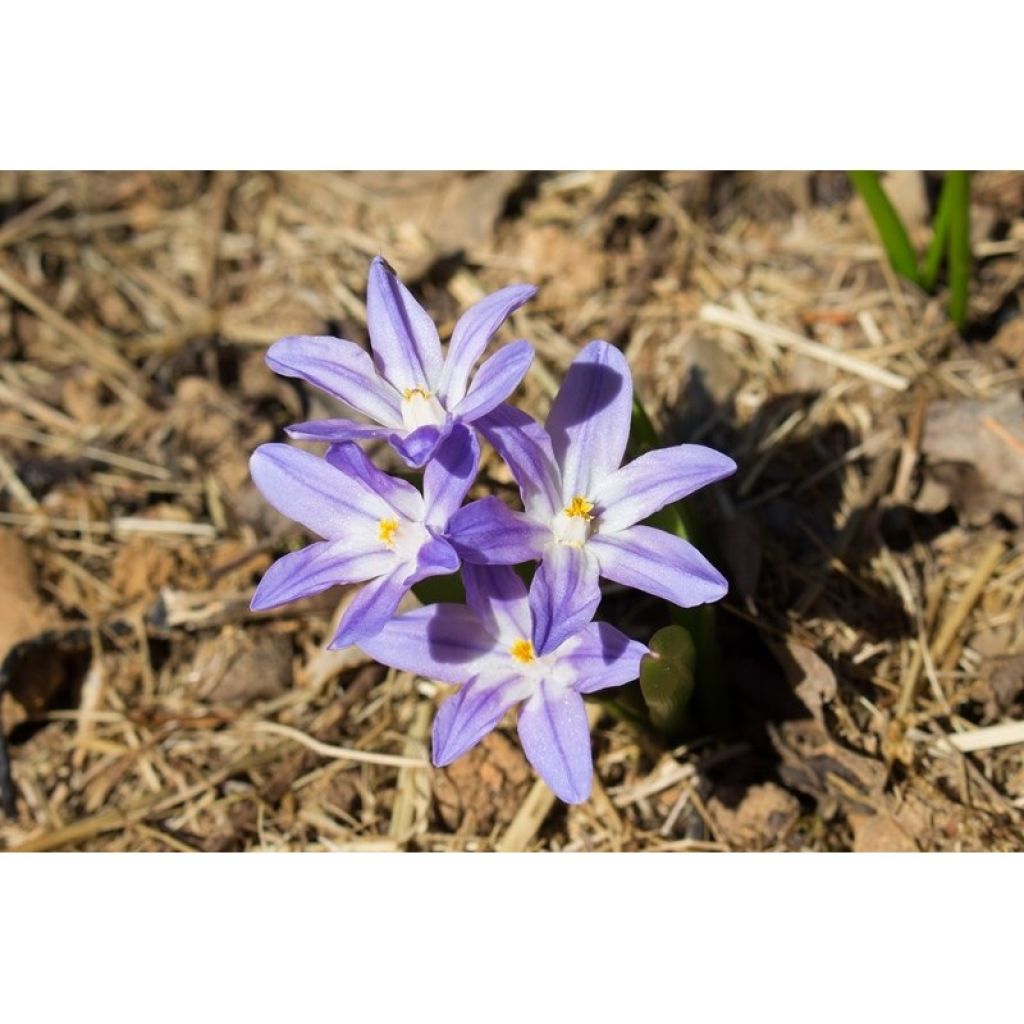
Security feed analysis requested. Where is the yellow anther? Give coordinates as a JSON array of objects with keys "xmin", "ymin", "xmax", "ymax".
[
  {"xmin": 377, "ymin": 518, "xmax": 400, "ymax": 547},
  {"xmin": 402, "ymin": 387, "xmax": 432, "ymax": 401},
  {"xmin": 509, "ymin": 638, "xmax": 536, "ymax": 664},
  {"xmin": 564, "ymin": 495, "xmax": 594, "ymax": 520}
]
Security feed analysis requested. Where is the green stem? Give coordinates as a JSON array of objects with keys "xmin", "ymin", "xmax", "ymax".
[
  {"xmin": 849, "ymin": 170, "xmax": 921, "ymax": 285},
  {"xmin": 919, "ymin": 174, "xmax": 953, "ymax": 292},
  {"xmin": 946, "ymin": 171, "xmax": 971, "ymax": 330},
  {"xmin": 630, "ymin": 398, "xmax": 729, "ymax": 731}
]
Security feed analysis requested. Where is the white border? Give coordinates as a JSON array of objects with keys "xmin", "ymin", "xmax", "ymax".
[
  {"xmin": 2, "ymin": 854, "xmax": 1021, "ymax": 1020},
  {"xmin": 3, "ymin": 2, "xmax": 1020, "ymax": 167}
]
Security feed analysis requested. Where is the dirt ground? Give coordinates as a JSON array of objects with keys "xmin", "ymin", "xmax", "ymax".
[{"xmin": 1, "ymin": 170, "xmax": 1022, "ymax": 852}]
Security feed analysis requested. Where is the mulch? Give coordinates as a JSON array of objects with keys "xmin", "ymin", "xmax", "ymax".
[{"xmin": 1, "ymin": 170, "xmax": 1022, "ymax": 851}]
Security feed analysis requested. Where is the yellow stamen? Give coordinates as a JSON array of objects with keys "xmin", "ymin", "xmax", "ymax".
[
  {"xmin": 377, "ymin": 518, "xmax": 400, "ymax": 547},
  {"xmin": 564, "ymin": 495, "xmax": 594, "ymax": 520},
  {"xmin": 509, "ymin": 638, "xmax": 536, "ymax": 664},
  {"xmin": 403, "ymin": 387, "xmax": 431, "ymax": 401}
]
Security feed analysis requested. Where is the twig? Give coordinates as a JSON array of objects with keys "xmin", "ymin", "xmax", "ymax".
[
  {"xmin": 930, "ymin": 720, "xmax": 1024, "ymax": 755},
  {"xmin": 246, "ymin": 720, "xmax": 429, "ymax": 769},
  {"xmin": 699, "ymin": 303, "xmax": 910, "ymax": 391}
]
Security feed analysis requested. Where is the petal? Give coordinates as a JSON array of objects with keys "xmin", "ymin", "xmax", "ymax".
[
  {"xmin": 475, "ymin": 403, "xmax": 561, "ymax": 520},
  {"xmin": 285, "ymin": 420, "xmax": 392, "ymax": 444},
  {"xmin": 447, "ymin": 497, "xmax": 548, "ymax": 566},
  {"xmin": 529, "ymin": 543, "xmax": 601, "ymax": 657},
  {"xmin": 432, "ymin": 672, "xmax": 529, "ymax": 766},
  {"xmin": 451, "ymin": 340, "xmax": 534, "ymax": 424},
  {"xmin": 462, "ymin": 563, "xmax": 533, "ymax": 645},
  {"xmin": 438, "ymin": 283, "xmax": 537, "ymax": 406},
  {"xmin": 250, "ymin": 540, "xmax": 393, "ymax": 611},
  {"xmin": 593, "ymin": 444, "xmax": 737, "ymax": 533},
  {"xmin": 250, "ymin": 443, "xmax": 389, "ymax": 540},
  {"xmin": 356, "ymin": 604, "xmax": 500, "ymax": 684},
  {"xmin": 517, "ymin": 682, "xmax": 592, "ymax": 804},
  {"xmin": 266, "ymin": 335, "xmax": 401, "ymax": 427},
  {"xmin": 389, "ymin": 423, "xmax": 445, "ymax": 468},
  {"xmin": 329, "ymin": 563, "xmax": 410, "ymax": 648},
  {"xmin": 423, "ymin": 423, "xmax": 480, "ymax": 529},
  {"xmin": 589, "ymin": 524, "xmax": 728, "ymax": 607},
  {"xmin": 545, "ymin": 340, "xmax": 632, "ymax": 499},
  {"xmin": 557, "ymin": 622, "xmax": 649, "ymax": 694},
  {"xmin": 325, "ymin": 443, "xmax": 424, "ymax": 522},
  {"xmin": 366, "ymin": 256, "xmax": 443, "ymax": 391},
  {"xmin": 405, "ymin": 535, "xmax": 461, "ymax": 584}
]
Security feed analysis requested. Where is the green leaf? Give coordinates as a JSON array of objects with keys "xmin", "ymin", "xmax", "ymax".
[
  {"xmin": 946, "ymin": 171, "xmax": 971, "ymax": 330},
  {"xmin": 639, "ymin": 625, "xmax": 697, "ymax": 735},
  {"xmin": 919, "ymin": 173, "xmax": 953, "ymax": 292},
  {"xmin": 411, "ymin": 573, "xmax": 466, "ymax": 605},
  {"xmin": 849, "ymin": 170, "xmax": 921, "ymax": 285}
]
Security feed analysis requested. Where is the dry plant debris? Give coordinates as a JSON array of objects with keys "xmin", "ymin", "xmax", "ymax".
[{"xmin": 1, "ymin": 170, "xmax": 1023, "ymax": 851}]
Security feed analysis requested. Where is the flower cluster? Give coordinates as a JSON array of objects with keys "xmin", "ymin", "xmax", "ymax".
[{"xmin": 250, "ymin": 258, "xmax": 736, "ymax": 803}]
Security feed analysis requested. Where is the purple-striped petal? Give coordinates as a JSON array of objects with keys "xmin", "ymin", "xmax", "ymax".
[
  {"xmin": 356, "ymin": 604, "xmax": 500, "ymax": 685},
  {"xmin": 326, "ymin": 443, "xmax": 424, "ymax": 522},
  {"xmin": 329, "ymin": 563, "xmax": 410, "ymax": 648},
  {"xmin": 589, "ymin": 524, "xmax": 728, "ymax": 607},
  {"xmin": 285, "ymin": 420, "xmax": 392, "ymax": 444},
  {"xmin": 593, "ymin": 444, "xmax": 736, "ymax": 533},
  {"xmin": 266, "ymin": 335, "xmax": 402, "ymax": 427},
  {"xmin": 366, "ymin": 257, "xmax": 443, "ymax": 392},
  {"xmin": 447, "ymin": 498, "xmax": 548, "ymax": 565},
  {"xmin": 250, "ymin": 444, "xmax": 389, "ymax": 540},
  {"xmin": 389, "ymin": 423, "xmax": 445, "ymax": 468},
  {"xmin": 517, "ymin": 682, "xmax": 592, "ymax": 804},
  {"xmin": 250, "ymin": 540, "xmax": 393, "ymax": 611},
  {"xmin": 452, "ymin": 340, "xmax": 534, "ymax": 424},
  {"xmin": 529, "ymin": 543, "xmax": 601, "ymax": 657},
  {"xmin": 558, "ymin": 622, "xmax": 649, "ymax": 694},
  {"xmin": 545, "ymin": 340, "xmax": 632, "ymax": 500},
  {"xmin": 423, "ymin": 423, "xmax": 480, "ymax": 529},
  {"xmin": 432, "ymin": 672, "xmax": 529, "ymax": 766},
  {"xmin": 462, "ymin": 563, "xmax": 533, "ymax": 646},
  {"xmin": 405, "ymin": 535, "xmax": 461, "ymax": 584},
  {"xmin": 438, "ymin": 284, "xmax": 537, "ymax": 406},
  {"xmin": 476, "ymin": 404, "xmax": 561, "ymax": 520}
]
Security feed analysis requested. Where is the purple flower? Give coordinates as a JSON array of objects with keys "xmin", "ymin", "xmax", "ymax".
[
  {"xmin": 358, "ymin": 564, "xmax": 648, "ymax": 803},
  {"xmin": 249, "ymin": 425, "xmax": 479, "ymax": 647},
  {"xmin": 448, "ymin": 340, "xmax": 737, "ymax": 654},
  {"xmin": 265, "ymin": 257, "xmax": 537, "ymax": 468}
]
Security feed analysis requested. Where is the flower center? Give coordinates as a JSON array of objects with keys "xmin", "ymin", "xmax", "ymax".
[
  {"xmin": 564, "ymin": 495, "xmax": 594, "ymax": 520},
  {"xmin": 552, "ymin": 494, "xmax": 594, "ymax": 548},
  {"xmin": 509, "ymin": 638, "xmax": 536, "ymax": 664},
  {"xmin": 378, "ymin": 518, "xmax": 400, "ymax": 548},
  {"xmin": 400, "ymin": 387, "xmax": 445, "ymax": 431}
]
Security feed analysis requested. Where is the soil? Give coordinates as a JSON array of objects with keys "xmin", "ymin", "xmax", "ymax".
[{"xmin": 1, "ymin": 170, "xmax": 1022, "ymax": 851}]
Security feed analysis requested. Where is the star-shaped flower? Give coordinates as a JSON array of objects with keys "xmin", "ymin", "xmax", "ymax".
[
  {"xmin": 266, "ymin": 257, "xmax": 536, "ymax": 468},
  {"xmin": 358, "ymin": 563, "xmax": 648, "ymax": 803},
  {"xmin": 249, "ymin": 425, "xmax": 479, "ymax": 647},
  {"xmin": 448, "ymin": 340, "xmax": 737, "ymax": 654}
]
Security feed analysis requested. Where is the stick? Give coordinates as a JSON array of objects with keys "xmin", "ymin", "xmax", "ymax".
[{"xmin": 699, "ymin": 303, "xmax": 910, "ymax": 392}]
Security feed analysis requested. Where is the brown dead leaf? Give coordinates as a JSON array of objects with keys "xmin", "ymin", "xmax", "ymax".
[
  {"xmin": 920, "ymin": 392, "xmax": 1024, "ymax": 525},
  {"xmin": 770, "ymin": 719, "xmax": 886, "ymax": 805},
  {"xmin": 0, "ymin": 529, "xmax": 56, "ymax": 659},
  {"xmin": 709, "ymin": 782, "xmax": 800, "ymax": 849},
  {"xmin": 192, "ymin": 628, "xmax": 293, "ymax": 705},
  {"xmin": 0, "ymin": 530, "xmax": 61, "ymax": 733},
  {"xmin": 849, "ymin": 810, "xmax": 918, "ymax": 852},
  {"xmin": 774, "ymin": 640, "xmax": 837, "ymax": 725}
]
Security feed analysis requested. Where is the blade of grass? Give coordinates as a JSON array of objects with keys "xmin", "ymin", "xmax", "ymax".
[
  {"xmin": 919, "ymin": 173, "xmax": 953, "ymax": 291},
  {"xmin": 946, "ymin": 171, "xmax": 971, "ymax": 330},
  {"xmin": 849, "ymin": 170, "xmax": 921, "ymax": 285}
]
